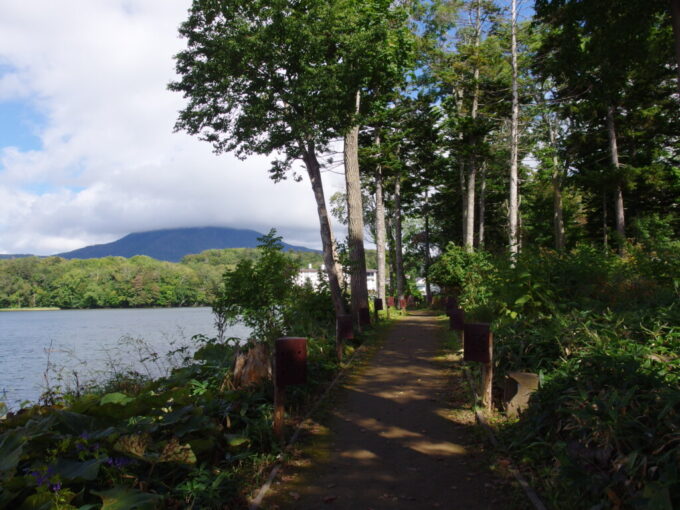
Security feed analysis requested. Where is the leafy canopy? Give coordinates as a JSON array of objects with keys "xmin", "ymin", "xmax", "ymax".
[{"xmin": 170, "ymin": 0, "xmax": 415, "ymax": 179}]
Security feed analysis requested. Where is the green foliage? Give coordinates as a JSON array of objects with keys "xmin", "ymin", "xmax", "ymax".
[
  {"xmin": 213, "ymin": 230, "xmax": 299, "ymax": 345},
  {"xmin": 0, "ymin": 299, "xmax": 350, "ymax": 510},
  {"xmin": 441, "ymin": 242, "xmax": 680, "ymax": 508},
  {"xmin": 429, "ymin": 242, "xmax": 498, "ymax": 319},
  {"xmin": 0, "ymin": 248, "xmax": 322, "ymax": 310}
]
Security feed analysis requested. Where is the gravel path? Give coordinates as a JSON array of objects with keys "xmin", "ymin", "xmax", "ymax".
[{"xmin": 263, "ymin": 312, "xmax": 524, "ymax": 509}]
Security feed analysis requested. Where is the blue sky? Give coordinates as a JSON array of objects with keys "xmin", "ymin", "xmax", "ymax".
[
  {"xmin": 0, "ymin": 1, "xmax": 346, "ymax": 255},
  {"xmin": 0, "ymin": 100, "xmax": 43, "ymax": 152},
  {"xmin": 0, "ymin": 0, "xmax": 535, "ymax": 256}
]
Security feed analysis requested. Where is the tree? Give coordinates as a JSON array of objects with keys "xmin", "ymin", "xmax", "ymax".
[
  {"xmin": 213, "ymin": 230, "xmax": 298, "ymax": 345},
  {"xmin": 170, "ymin": 0, "xmax": 413, "ymax": 319},
  {"xmin": 534, "ymin": 0, "xmax": 678, "ymax": 253}
]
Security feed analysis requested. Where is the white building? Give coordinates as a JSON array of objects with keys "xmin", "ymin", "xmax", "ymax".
[{"xmin": 296, "ymin": 265, "xmax": 379, "ymax": 293}]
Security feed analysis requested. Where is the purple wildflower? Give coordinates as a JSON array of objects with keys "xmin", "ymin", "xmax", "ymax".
[{"xmin": 50, "ymin": 482, "xmax": 62, "ymax": 492}]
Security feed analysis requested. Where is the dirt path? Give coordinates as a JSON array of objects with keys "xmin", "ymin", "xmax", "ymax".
[{"xmin": 262, "ymin": 312, "xmax": 524, "ymax": 509}]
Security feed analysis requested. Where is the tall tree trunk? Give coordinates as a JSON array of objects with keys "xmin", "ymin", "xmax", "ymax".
[
  {"xmin": 477, "ymin": 163, "xmax": 486, "ymax": 248},
  {"xmin": 394, "ymin": 176, "xmax": 405, "ymax": 299},
  {"xmin": 508, "ymin": 0, "xmax": 520, "ymax": 258},
  {"xmin": 546, "ymin": 115, "xmax": 565, "ymax": 251},
  {"xmin": 606, "ymin": 105, "xmax": 626, "ymax": 253},
  {"xmin": 374, "ymin": 135, "xmax": 387, "ymax": 306},
  {"xmin": 344, "ymin": 91, "xmax": 369, "ymax": 327},
  {"xmin": 465, "ymin": 0, "xmax": 482, "ymax": 252},
  {"xmin": 460, "ymin": 160, "xmax": 468, "ymax": 244},
  {"xmin": 386, "ymin": 214, "xmax": 397, "ymax": 296},
  {"xmin": 301, "ymin": 142, "xmax": 346, "ymax": 316},
  {"xmin": 424, "ymin": 190, "xmax": 432, "ymax": 304},
  {"xmin": 671, "ymin": 0, "xmax": 680, "ymax": 96}
]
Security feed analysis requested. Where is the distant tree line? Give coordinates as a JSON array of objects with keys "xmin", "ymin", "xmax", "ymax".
[{"xmin": 0, "ymin": 249, "xmax": 340, "ymax": 309}]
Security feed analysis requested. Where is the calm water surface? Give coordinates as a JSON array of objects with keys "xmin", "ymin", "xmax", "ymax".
[{"xmin": 0, "ymin": 308, "xmax": 248, "ymax": 410}]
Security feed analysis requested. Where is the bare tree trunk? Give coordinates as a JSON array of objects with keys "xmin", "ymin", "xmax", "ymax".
[
  {"xmin": 546, "ymin": 115, "xmax": 565, "ymax": 251},
  {"xmin": 465, "ymin": 0, "xmax": 482, "ymax": 252},
  {"xmin": 394, "ymin": 177, "xmax": 405, "ymax": 299},
  {"xmin": 508, "ymin": 0, "xmax": 520, "ymax": 258},
  {"xmin": 374, "ymin": 135, "xmax": 387, "ymax": 305},
  {"xmin": 344, "ymin": 91, "xmax": 369, "ymax": 327},
  {"xmin": 386, "ymin": 214, "xmax": 397, "ymax": 296},
  {"xmin": 302, "ymin": 142, "xmax": 346, "ymax": 316},
  {"xmin": 460, "ymin": 160, "xmax": 468, "ymax": 244},
  {"xmin": 477, "ymin": 163, "xmax": 486, "ymax": 248},
  {"xmin": 671, "ymin": 0, "xmax": 680, "ymax": 96},
  {"xmin": 424, "ymin": 190, "xmax": 432, "ymax": 304},
  {"xmin": 606, "ymin": 105, "xmax": 626, "ymax": 253}
]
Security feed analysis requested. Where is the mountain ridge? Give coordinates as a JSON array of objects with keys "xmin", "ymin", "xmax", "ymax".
[{"xmin": 46, "ymin": 227, "xmax": 317, "ymax": 262}]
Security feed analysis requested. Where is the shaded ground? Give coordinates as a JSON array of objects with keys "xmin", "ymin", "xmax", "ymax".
[{"xmin": 262, "ymin": 311, "xmax": 527, "ymax": 509}]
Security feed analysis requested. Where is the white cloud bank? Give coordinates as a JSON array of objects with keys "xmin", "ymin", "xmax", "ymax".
[{"xmin": 0, "ymin": 0, "xmax": 346, "ymax": 255}]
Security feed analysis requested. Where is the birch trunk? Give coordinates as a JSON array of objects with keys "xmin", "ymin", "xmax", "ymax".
[
  {"xmin": 508, "ymin": 0, "xmax": 520, "ymax": 258},
  {"xmin": 344, "ymin": 91, "xmax": 369, "ymax": 326},
  {"xmin": 477, "ymin": 164, "xmax": 486, "ymax": 248},
  {"xmin": 606, "ymin": 105, "xmax": 626, "ymax": 253},
  {"xmin": 302, "ymin": 142, "xmax": 346, "ymax": 316},
  {"xmin": 374, "ymin": 134, "xmax": 387, "ymax": 305},
  {"xmin": 394, "ymin": 177, "xmax": 405, "ymax": 299},
  {"xmin": 465, "ymin": 0, "xmax": 482, "ymax": 252}
]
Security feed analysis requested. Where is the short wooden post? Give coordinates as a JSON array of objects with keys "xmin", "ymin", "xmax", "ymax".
[
  {"xmin": 336, "ymin": 315, "xmax": 353, "ymax": 361},
  {"xmin": 273, "ymin": 337, "xmax": 307, "ymax": 440},
  {"xmin": 373, "ymin": 298, "xmax": 383, "ymax": 322},
  {"xmin": 481, "ymin": 334, "xmax": 493, "ymax": 411},
  {"xmin": 273, "ymin": 384, "xmax": 285, "ymax": 440},
  {"xmin": 463, "ymin": 323, "xmax": 493, "ymax": 411}
]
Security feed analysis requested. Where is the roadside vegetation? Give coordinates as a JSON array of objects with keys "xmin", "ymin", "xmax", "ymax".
[
  {"xmin": 0, "ymin": 234, "xmax": 362, "ymax": 509},
  {"xmin": 431, "ymin": 234, "xmax": 680, "ymax": 509}
]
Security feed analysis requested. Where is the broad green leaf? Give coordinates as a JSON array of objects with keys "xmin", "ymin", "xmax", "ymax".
[
  {"xmin": 19, "ymin": 492, "xmax": 53, "ymax": 510},
  {"xmin": 225, "ymin": 434, "xmax": 250, "ymax": 447},
  {"xmin": 99, "ymin": 393, "xmax": 135, "ymax": 406},
  {"xmin": 52, "ymin": 458, "xmax": 102, "ymax": 481},
  {"xmin": 514, "ymin": 295, "xmax": 531, "ymax": 306},
  {"xmin": 0, "ymin": 432, "xmax": 24, "ymax": 475},
  {"xmin": 92, "ymin": 487, "xmax": 161, "ymax": 510}
]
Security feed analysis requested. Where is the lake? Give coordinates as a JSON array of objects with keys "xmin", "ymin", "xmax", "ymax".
[{"xmin": 0, "ymin": 307, "xmax": 249, "ymax": 410}]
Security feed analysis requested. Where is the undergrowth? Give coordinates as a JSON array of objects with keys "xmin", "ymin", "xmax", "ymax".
[{"xmin": 431, "ymin": 239, "xmax": 680, "ymax": 509}]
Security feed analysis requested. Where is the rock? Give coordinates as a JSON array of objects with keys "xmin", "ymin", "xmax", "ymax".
[
  {"xmin": 504, "ymin": 371, "xmax": 540, "ymax": 417},
  {"xmin": 232, "ymin": 341, "xmax": 272, "ymax": 389}
]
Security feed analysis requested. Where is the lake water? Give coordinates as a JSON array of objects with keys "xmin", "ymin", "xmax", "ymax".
[{"xmin": 0, "ymin": 307, "xmax": 249, "ymax": 410}]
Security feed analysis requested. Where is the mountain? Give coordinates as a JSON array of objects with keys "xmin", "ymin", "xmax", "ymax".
[
  {"xmin": 0, "ymin": 254, "xmax": 33, "ymax": 260},
  {"xmin": 55, "ymin": 227, "xmax": 317, "ymax": 262}
]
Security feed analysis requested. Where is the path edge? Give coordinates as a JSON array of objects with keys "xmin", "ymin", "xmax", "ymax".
[
  {"xmin": 248, "ymin": 322, "xmax": 391, "ymax": 510},
  {"xmin": 461, "ymin": 363, "xmax": 548, "ymax": 510}
]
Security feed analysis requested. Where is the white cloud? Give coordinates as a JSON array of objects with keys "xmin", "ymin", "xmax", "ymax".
[{"xmin": 0, "ymin": 0, "xmax": 347, "ymax": 255}]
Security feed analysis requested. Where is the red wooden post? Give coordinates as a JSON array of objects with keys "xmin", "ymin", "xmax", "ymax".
[
  {"xmin": 336, "ymin": 315, "xmax": 353, "ymax": 361},
  {"xmin": 274, "ymin": 337, "xmax": 308, "ymax": 439},
  {"xmin": 463, "ymin": 323, "xmax": 493, "ymax": 411},
  {"xmin": 373, "ymin": 298, "xmax": 383, "ymax": 322}
]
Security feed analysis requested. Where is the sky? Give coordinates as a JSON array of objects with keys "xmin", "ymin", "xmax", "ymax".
[{"xmin": 0, "ymin": 1, "xmax": 347, "ymax": 255}]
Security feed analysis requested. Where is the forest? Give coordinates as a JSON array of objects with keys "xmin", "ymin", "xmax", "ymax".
[
  {"xmin": 0, "ymin": 249, "xmax": 327, "ymax": 309},
  {"xmin": 168, "ymin": 0, "xmax": 679, "ymax": 507},
  {"xmin": 0, "ymin": 1, "xmax": 677, "ymax": 508}
]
